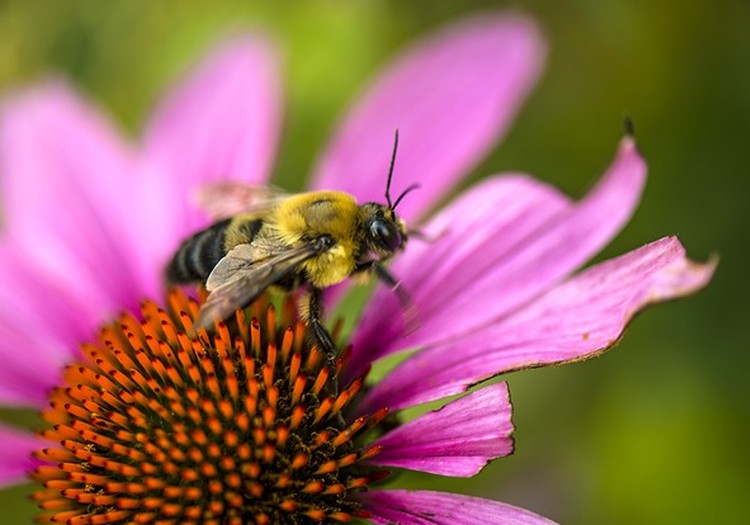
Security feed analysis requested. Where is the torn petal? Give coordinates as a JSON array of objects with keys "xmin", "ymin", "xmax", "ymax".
[{"xmin": 362, "ymin": 236, "xmax": 715, "ymax": 412}]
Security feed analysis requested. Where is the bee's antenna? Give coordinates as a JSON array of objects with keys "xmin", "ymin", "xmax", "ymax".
[
  {"xmin": 392, "ymin": 182, "xmax": 421, "ymax": 211},
  {"xmin": 384, "ymin": 129, "xmax": 419, "ymax": 211},
  {"xmin": 385, "ymin": 129, "xmax": 399, "ymax": 209}
]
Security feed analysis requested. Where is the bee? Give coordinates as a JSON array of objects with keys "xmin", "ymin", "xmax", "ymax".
[{"xmin": 166, "ymin": 132, "xmax": 418, "ymax": 390}]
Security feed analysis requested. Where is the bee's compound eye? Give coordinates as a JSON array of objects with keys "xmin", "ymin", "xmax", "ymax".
[{"xmin": 370, "ymin": 220, "xmax": 402, "ymax": 251}]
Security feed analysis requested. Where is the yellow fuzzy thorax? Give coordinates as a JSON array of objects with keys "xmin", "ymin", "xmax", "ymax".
[{"xmin": 271, "ymin": 191, "xmax": 360, "ymax": 287}]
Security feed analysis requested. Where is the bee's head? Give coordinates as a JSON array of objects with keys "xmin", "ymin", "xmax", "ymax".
[{"xmin": 362, "ymin": 204, "xmax": 407, "ymax": 257}]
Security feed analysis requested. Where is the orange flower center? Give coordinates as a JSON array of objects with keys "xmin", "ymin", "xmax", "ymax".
[{"xmin": 31, "ymin": 291, "xmax": 389, "ymax": 524}]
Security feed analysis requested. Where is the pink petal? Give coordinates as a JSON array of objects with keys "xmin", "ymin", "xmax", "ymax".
[
  {"xmin": 361, "ymin": 236, "xmax": 715, "ymax": 412},
  {"xmin": 0, "ymin": 247, "xmax": 89, "ymax": 406},
  {"xmin": 0, "ymin": 425, "xmax": 40, "ymax": 489},
  {"xmin": 0, "ymin": 324, "xmax": 66, "ymax": 407},
  {"xmin": 0, "ymin": 82, "xmax": 156, "ymax": 314},
  {"xmin": 348, "ymin": 137, "xmax": 645, "ymax": 377},
  {"xmin": 359, "ymin": 490, "xmax": 557, "ymax": 525},
  {"xmin": 369, "ymin": 383, "xmax": 513, "ymax": 477},
  {"xmin": 312, "ymin": 13, "xmax": 545, "ymax": 222},
  {"xmin": 143, "ymin": 34, "xmax": 282, "ymax": 236}
]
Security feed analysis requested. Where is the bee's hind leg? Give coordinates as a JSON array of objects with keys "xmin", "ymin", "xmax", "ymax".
[{"xmin": 307, "ymin": 287, "xmax": 340, "ymax": 398}]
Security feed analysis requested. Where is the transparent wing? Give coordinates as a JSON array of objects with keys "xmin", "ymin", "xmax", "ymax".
[
  {"xmin": 194, "ymin": 182, "xmax": 289, "ymax": 220},
  {"xmin": 195, "ymin": 241, "xmax": 318, "ymax": 330}
]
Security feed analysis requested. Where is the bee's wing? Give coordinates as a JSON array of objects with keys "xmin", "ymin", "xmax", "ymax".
[
  {"xmin": 195, "ymin": 241, "xmax": 318, "ymax": 330},
  {"xmin": 195, "ymin": 182, "xmax": 289, "ymax": 220}
]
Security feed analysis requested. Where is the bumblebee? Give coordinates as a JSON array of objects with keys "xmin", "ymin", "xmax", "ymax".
[{"xmin": 166, "ymin": 133, "xmax": 417, "ymax": 388}]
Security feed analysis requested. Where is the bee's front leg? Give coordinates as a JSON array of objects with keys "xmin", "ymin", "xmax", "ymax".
[
  {"xmin": 307, "ymin": 287, "xmax": 340, "ymax": 398},
  {"xmin": 367, "ymin": 263, "xmax": 420, "ymax": 334}
]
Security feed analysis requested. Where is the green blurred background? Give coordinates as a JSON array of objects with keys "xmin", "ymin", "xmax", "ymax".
[{"xmin": 0, "ymin": 0, "xmax": 746, "ymax": 523}]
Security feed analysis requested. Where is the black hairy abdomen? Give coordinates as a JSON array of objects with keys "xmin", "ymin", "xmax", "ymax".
[{"xmin": 166, "ymin": 218, "xmax": 232, "ymax": 283}]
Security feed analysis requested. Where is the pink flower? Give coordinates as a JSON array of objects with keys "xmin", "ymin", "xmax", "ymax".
[{"xmin": 0, "ymin": 12, "xmax": 713, "ymax": 524}]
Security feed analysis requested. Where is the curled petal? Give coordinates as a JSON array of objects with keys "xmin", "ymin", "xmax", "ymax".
[
  {"xmin": 349, "ymin": 137, "xmax": 645, "ymax": 377},
  {"xmin": 0, "ymin": 426, "xmax": 41, "ymax": 488},
  {"xmin": 143, "ymin": 34, "xmax": 282, "ymax": 236},
  {"xmin": 369, "ymin": 383, "xmax": 513, "ymax": 477},
  {"xmin": 362, "ymin": 236, "xmax": 715, "ymax": 412},
  {"xmin": 312, "ymin": 13, "xmax": 545, "ymax": 222},
  {"xmin": 360, "ymin": 490, "xmax": 557, "ymax": 525}
]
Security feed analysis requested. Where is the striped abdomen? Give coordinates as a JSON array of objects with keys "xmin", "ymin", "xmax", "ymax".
[{"xmin": 166, "ymin": 219, "xmax": 232, "ymax": 283}]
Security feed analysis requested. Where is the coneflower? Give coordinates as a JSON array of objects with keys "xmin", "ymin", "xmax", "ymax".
[{"xmin": 0, "ymin": 12, "xmax": 713, "ymax": 524}]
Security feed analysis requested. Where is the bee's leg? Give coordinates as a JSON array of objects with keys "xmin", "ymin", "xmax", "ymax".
[
  {"xmin": 308, "ymin": 287, "xmax": 340, "ymax": 397},
  {"xmin": 371, "ymin": 263, "xmax": 420, "ymax": 334}
]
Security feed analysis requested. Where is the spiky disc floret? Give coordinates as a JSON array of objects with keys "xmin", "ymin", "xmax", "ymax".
[{"xmin": 32, "ymin": 291, "xmax": 388, "ymax": 525}]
